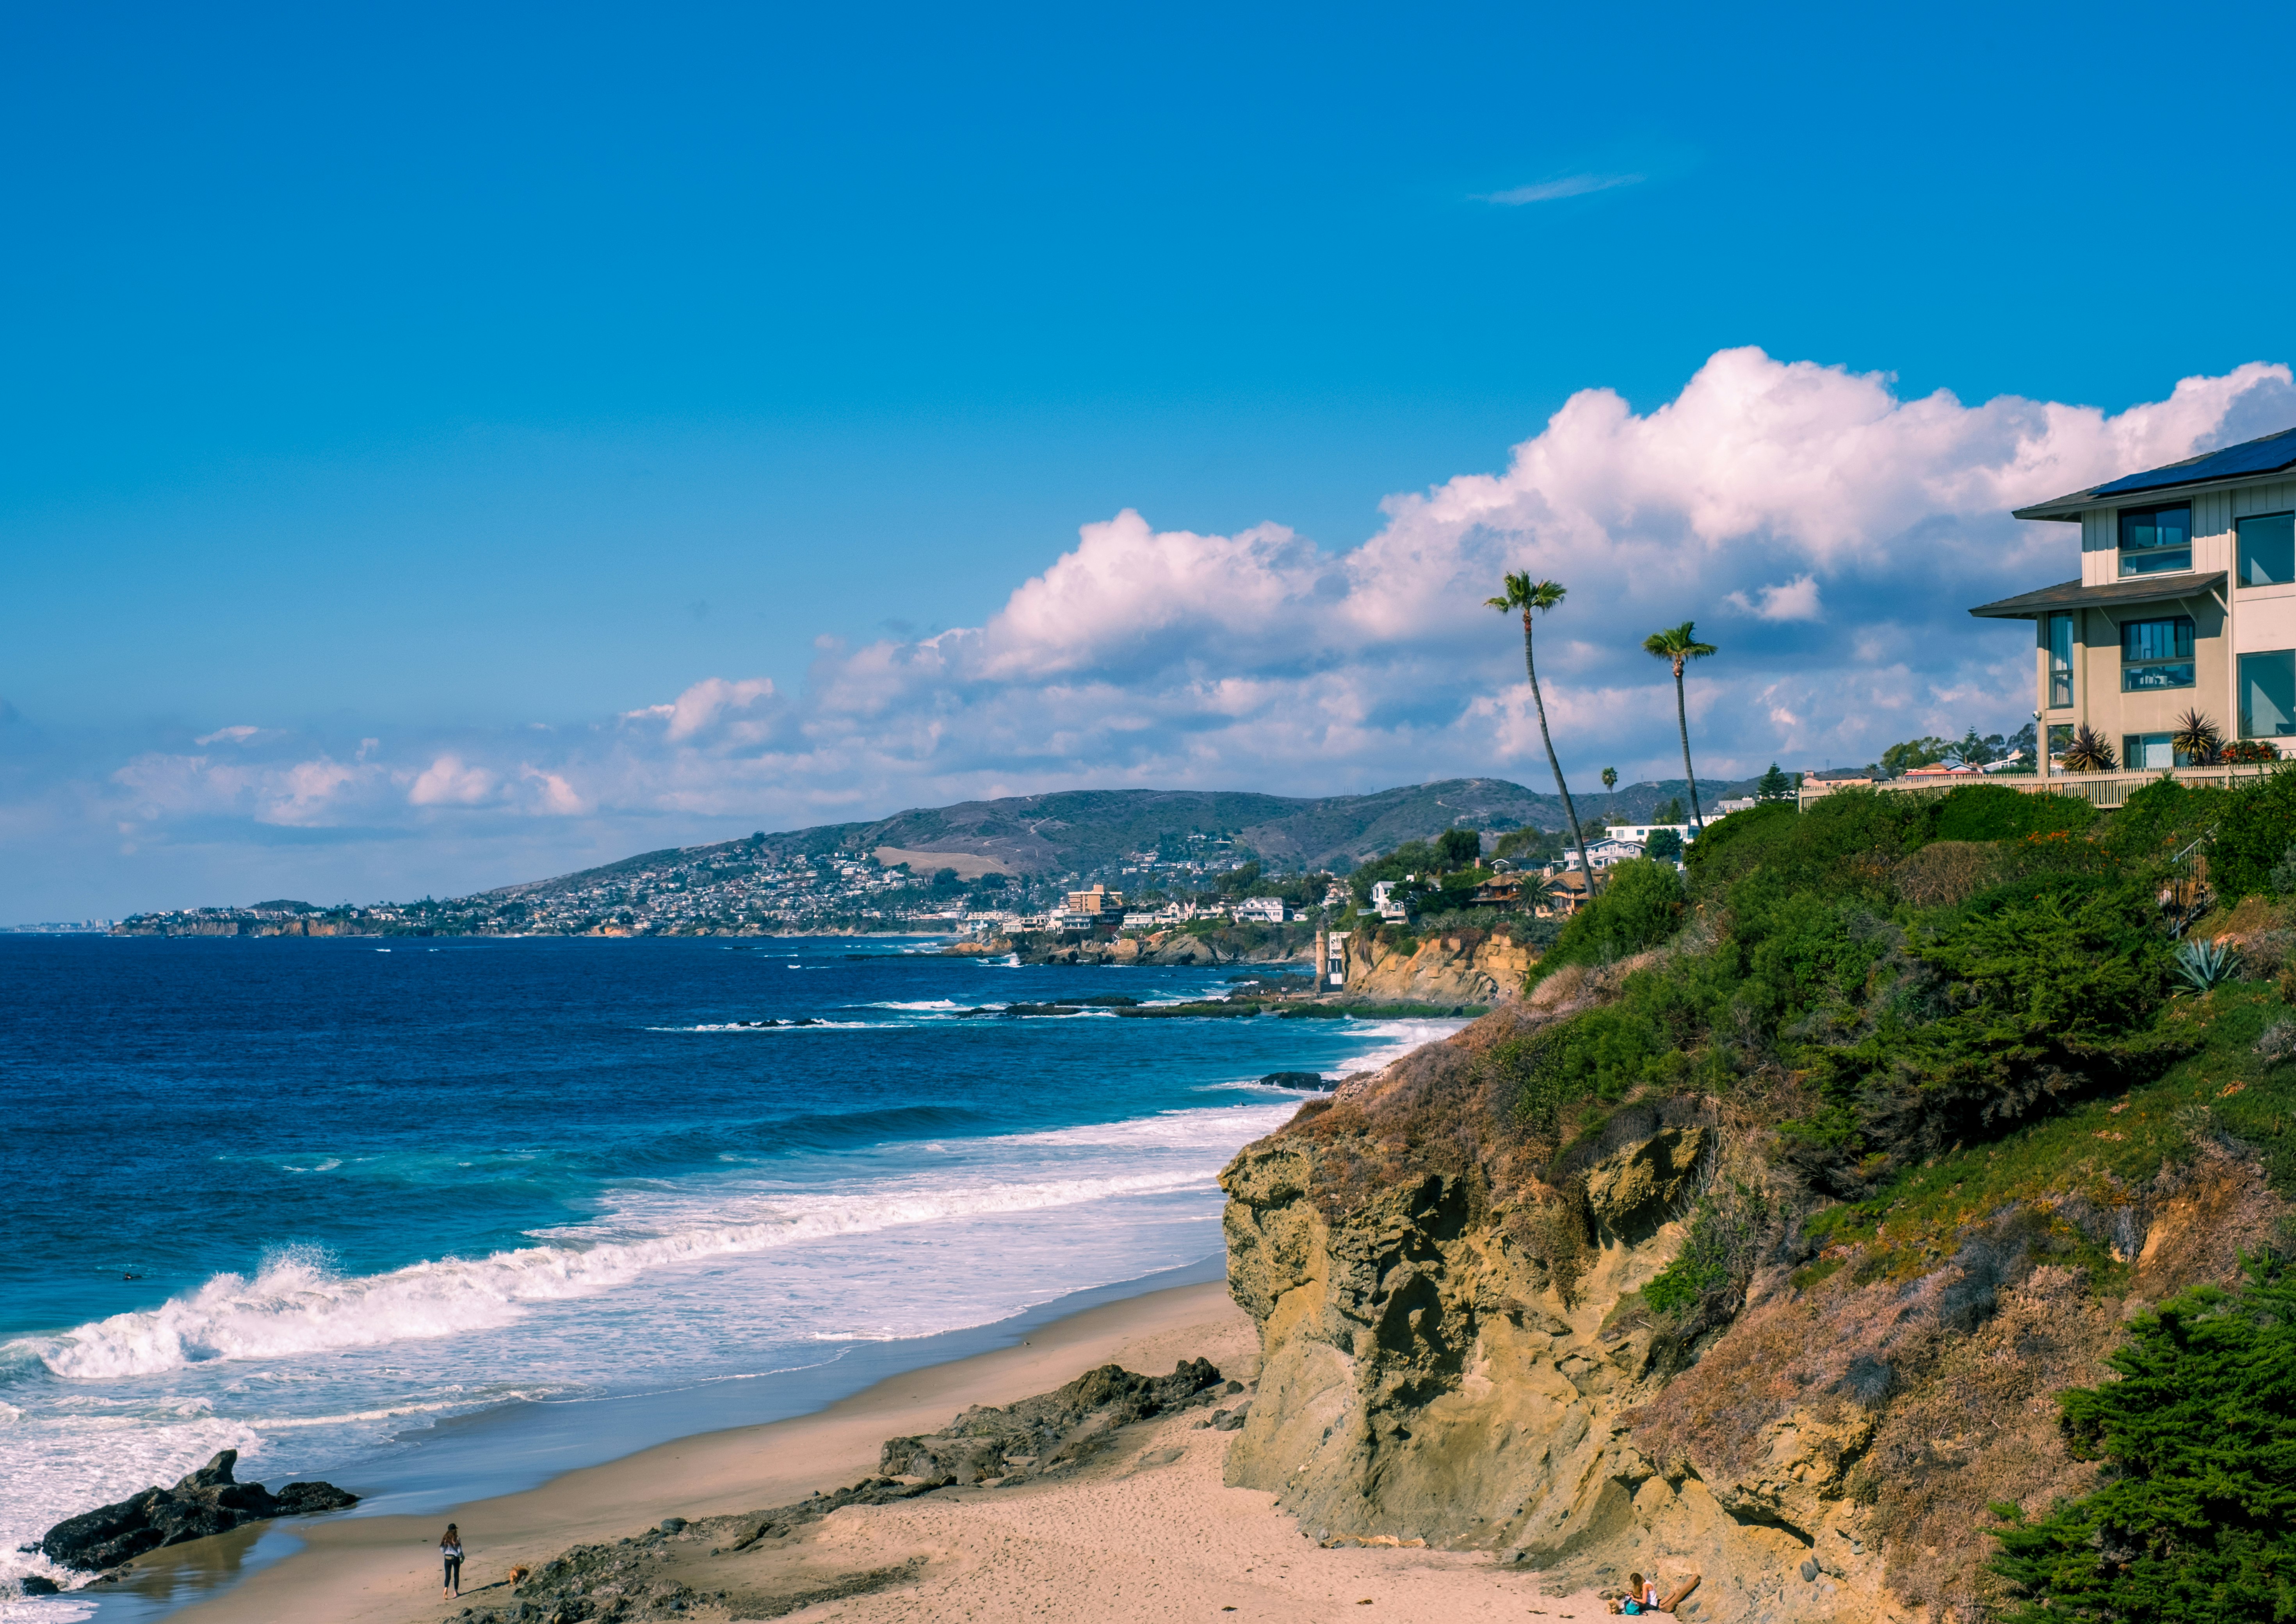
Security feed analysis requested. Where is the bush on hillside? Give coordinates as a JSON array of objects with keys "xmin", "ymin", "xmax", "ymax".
[
  {"xmin": 1922, "ymin": 782, "xmax": 2097, "ymax": 843},
  {"xmin": 1533, "ymin": 859, "xmax": 1686, "ymax": 978},
  {"xmin": 1992, "ymin": 1253, "xmax": 2296, "ymax": 1623}
]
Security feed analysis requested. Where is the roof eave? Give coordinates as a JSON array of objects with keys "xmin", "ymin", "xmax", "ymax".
[{"xmin": 2015, "ymin": 462, "xmax": 2296, "ymax": 521}]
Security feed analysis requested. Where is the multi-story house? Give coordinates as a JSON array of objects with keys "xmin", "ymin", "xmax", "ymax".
[{"xmin": 1972, "ymin": 427, "xmax": 2296, "ymax": 767}]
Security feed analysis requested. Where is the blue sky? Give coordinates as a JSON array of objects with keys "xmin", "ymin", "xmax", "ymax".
[{"xmin": 5, "ymin": 0, "xmax": 2295, "ymax": 917}]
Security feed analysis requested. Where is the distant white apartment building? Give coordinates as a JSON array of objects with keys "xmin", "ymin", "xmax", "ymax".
[
  {"xmin": 1369, "ymin": 881, "xmax": 1409, "ymax": 921},
  {"xmin": 1607, "ymin": 822, "xmax": 1696, "ymax": 846},
  {"xmin": 1232, "ymin": 897, "xmax": 1288, "ymax": 924},
  {"xmin": 1558, "ymin": 836, "xmax": 1649, "ymax": 872}
]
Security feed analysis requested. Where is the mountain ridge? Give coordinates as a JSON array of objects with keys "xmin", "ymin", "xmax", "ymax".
[{"xmin": 491, "ymin": 775, "xmax": 1763, "ymax": 898}]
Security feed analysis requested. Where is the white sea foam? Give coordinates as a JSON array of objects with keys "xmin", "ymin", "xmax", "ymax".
[
  {"xmin": 12, "ymin": 1151, "xmax": 1272, "ymax": 1382},
  {"xmin": 646, "ymin": 1020, "xmax": 877, "ymax": 1033},
  {"xmin": 1332, "ymin": 1017, "xmax": 1471, "ymax": 1075}
]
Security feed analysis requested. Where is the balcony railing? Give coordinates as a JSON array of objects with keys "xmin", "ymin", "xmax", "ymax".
[{"xmin": 1799, "ymin": 762, "xmax": 2284, "ymax": 811}]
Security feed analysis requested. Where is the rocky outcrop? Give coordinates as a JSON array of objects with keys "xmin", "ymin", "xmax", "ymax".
[
  {"xmin": 880, "ymin": 1360, "xmax": 1231, "ymax": 1484},
  {"xmin": 39, "ymin": 1451, "xmax": 356, "ymax": 1571},
  {"xmin": 1334, "ymin": 928, "xmax": 1535, "ymax": 1006},
  {"xmin": 1217, "ymin": 1008, "xmax": 2288, "ymax": 1624}
]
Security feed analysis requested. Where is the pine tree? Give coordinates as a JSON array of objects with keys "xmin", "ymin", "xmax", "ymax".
[
  {"xmin": 1992, "ymin": 1254, "xmax": 2296, "ymax": 1622},
  {"xmin": 1756, "ymin": 762, "xmax": 1792, "ymax": 801}
]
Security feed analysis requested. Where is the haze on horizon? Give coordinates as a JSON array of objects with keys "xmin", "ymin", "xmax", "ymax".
[{"xmin": 5, "ymin": 0, "xmax": 2294, "ymax": 921}]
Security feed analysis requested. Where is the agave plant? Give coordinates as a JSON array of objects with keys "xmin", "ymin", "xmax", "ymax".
[
  {"xmin": 2170, "ymin": 709, "xmax": 2223, "ymax": 764},
  {"xmin": 2061, "ymin": 724, "xmax": 2118, "ymax": 773},
  {"xmin": 2171, "ymin": 937, "xmax": 2239, "ymax": 994}
]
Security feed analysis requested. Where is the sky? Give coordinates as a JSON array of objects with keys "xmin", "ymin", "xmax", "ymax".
[{"xmin": 5, "ymin": 0, "xmax": 2296, "ymax": 920}]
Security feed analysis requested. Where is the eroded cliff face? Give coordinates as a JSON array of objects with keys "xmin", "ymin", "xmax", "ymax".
[
  {"xmin": 1337, "ymin": 927, "xmax": 1534, "ymax": 1006},
  {"xmin": 1218, "ymin": 1011, "xmax": 2287, "ymax": 1624}
]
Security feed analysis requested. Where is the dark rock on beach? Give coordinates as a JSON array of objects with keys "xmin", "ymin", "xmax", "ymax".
[
  {"xmin": 1257, "ymin": 1071, "xmax": 1329, "ymax": 1090},
  {"xmin": 879, "ymin": 1358, "xmax": 1226, "ymax": 1484},
  {"xmin": 471, "ymin": 1358, "xmax": 1232, "ymax": 1624},
  {"xmin": 39, "ymin": 1450, "xmax": 357, "ymax": 1571}
]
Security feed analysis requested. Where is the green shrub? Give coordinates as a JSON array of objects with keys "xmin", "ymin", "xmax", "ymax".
[
  {"xmin": 1923, "ymin": 782, "xmax": 2097, "ymax": 843},
  {"xmin": 2213, "ymin": 763, "xmax": 2296, "ymax": 899},
  {"xmin": 1534, "ymin": 859, "xmax": 1686, "ymax": 976},
  {"xmin": 1991, "ymin": 1254, "xmax": 2296, "ymax": 1623}
]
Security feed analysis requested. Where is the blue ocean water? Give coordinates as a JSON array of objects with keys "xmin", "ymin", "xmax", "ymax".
[{"xmin": 0, "ymin": 935, "xmax": 1455, "ymax": 1612}]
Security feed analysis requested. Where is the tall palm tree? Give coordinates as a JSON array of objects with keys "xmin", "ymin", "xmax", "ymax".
[
  {"xmin": 1486, "ymin": 575, "xmax": 1595, "ymax": 887},
  {"xmin": 1643, "ymin": 621, "xmax": 1719, "ymax": 831},
  {"xmin": 1602, "ymin": 766, "xmax": 1618, "ymax": 829}
]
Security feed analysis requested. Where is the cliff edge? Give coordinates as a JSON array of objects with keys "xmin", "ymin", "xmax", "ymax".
[{"xmin": 1219, "ymin": 995, "xmax": 2285, "ymax": 1622}]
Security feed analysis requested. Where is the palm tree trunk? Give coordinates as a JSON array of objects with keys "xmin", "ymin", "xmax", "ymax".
[
  {"xmin": 1673, "ymin": 662, "xmax": 1706, "ymax": 831},
  {"xmin": 1523, "ymin": 612, "xmax": 1595, "ymax": 887}
]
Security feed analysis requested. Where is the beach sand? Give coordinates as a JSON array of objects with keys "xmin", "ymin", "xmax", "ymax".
[{"xmin": 162, "ymin": 1280, "xmax": 1607, "ymax": 1623}]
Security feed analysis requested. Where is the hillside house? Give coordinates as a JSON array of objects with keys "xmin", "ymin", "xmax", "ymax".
[
  {"xmin": 1232, "ymin": 897, "xmax": 1288, "ymax": 923},
  {"xmin": 1972, "ymin": 427, "xmax": 2296, "ymax": 766}
]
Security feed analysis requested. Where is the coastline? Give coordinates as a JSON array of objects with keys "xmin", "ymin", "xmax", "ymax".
[{"xmin": 148, "ymin": 1277, "xmax": 1603, "ymax": 1624}]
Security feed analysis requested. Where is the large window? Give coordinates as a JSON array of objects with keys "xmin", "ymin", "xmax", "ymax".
[
  {"xmin": 2047, "ymin": 613, "xmax": 2075, "ymax": 707},
  {"xmin": 2241, "ymin": 650, "xmax": 2296, "ymax": 738},
  {"xmin": 2118, "ymin": 504, "xmax": 2193, "ymax": 577},
  {"xmin": 2124, "ymin": 733, "xmax": 2176, "ymax": 771},
  {"xmin": 2120, "ymin": 615, "xmax": 2195, "ymax": 691},
  {"xmin": 2238, "ymin": 512, "xmax": 2294, "ymax": 587}
]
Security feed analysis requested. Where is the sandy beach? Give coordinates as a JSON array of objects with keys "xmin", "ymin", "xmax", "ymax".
[{"xmin": 153, "ymin": 1280, "xmax": 1604, "ymax": 1624}]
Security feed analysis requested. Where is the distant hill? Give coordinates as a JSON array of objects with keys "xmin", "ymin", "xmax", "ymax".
[{"xmin": 489, "ymin": 775, "xmax": 1761, "ymax": 899}]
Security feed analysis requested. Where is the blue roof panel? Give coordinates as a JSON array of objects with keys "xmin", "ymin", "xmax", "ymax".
[{"xmin": 2091, "ymin": 426, "xmax": 2296, "ymax": 498}]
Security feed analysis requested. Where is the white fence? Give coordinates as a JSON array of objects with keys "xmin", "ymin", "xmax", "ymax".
[{"xmin": 1799, "ymin": 763, "xmax": 2283, "ymax": 812}]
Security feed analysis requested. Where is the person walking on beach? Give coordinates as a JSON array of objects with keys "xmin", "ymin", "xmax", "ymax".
[{"xmin": 440, "ymin": 1524, "xmax": 464, "ymax": 1599}]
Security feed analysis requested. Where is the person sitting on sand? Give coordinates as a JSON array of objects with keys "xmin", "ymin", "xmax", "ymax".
[
  {"xmin": 440, "ymin": 1524, "xmax": 464, "ymax": 1599},
  {"xmin": 1610, "ymin": 1571, "xmax": 1701, "ymax": 1615}
]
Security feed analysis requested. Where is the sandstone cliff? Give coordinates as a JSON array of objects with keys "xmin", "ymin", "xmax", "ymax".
[
  {"xmin": 1218, "ymin": 1003, "xmax": 2285, "ymax": 1623},
  {"xmin": 1333, "ymin": 926, "xmax": 1534, "ymax": 1006}
]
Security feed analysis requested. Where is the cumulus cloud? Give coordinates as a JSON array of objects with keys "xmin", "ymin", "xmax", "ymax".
[
  {"xmin": 408, "ymin": 754, "xmax": 497, "ymax": 807},
  {"xmin": 28, "ymin": 347, "xmax": 2296, "ymax": 912},
  {"xmin": 1726, "ymin": 574, "xmax": 1824, "ymax": 621}
]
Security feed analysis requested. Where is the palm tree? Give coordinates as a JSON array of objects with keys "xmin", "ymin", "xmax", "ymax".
[
  {"xmin": 1643, "ymin": 621, "xmax": 1719, "ymax": 831},
  {"xmin": 1602, "ymin": 766, "xmax": 1618, "ymax": 830},
  {"xmin": 2061, "ymin": 725, "xmax": 2117, "ymax": 774},
  {"xmin": 1486, "ymin": 575, "xmax": 1595, "ymax": 887},
  {"xmin": 2170, "ymin": 708, "xmax": 2222, "ymax": 765}
]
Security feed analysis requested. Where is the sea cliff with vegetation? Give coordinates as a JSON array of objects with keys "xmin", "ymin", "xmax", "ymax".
[{"xmin": 1218, "ymin": 775, "xmax": 2296, "ymax": 1622}]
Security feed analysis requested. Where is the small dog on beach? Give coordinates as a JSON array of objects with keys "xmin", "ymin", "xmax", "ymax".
[{"xmin": 508, "ymin": 1565, "xmax": 530, "ymax": 1589}]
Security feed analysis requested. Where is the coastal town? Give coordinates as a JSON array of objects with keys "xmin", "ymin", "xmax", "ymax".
[{"xmin": 96, "ymin": 735, "xmax": 2048, "ymax": 942}]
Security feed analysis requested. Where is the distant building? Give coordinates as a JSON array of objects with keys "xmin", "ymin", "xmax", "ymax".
[
  {"xmin": 1315, "ymin": 928, "xmax": 1351, "ymax": 988},
  {"xmin": 1063, "ymin": 884, "xmax": 1124, "ymax": 916},
  {"xmin": 1607, "ymin": 821, "xmax": 1696, "ymax": 846},
  {"xmin": 1798, "ymin": 768, "xmax": 1881, "ymax": 799},
  {"xmin": 1369, "ymin": 881, "xmax": 1409, "ymax": 921},
  {"xmin": 1232, "ymin": 897, "xmax": 1287, "ymax": 924},
  {"xmin": 1559, "ymin": 837, "xmax": 1646, "ymax": 871}
]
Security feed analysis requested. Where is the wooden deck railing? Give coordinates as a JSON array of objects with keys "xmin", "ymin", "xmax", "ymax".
[{"xmin": 1798, "ymin": 762, "xmax": 2283, "ymax": 811}]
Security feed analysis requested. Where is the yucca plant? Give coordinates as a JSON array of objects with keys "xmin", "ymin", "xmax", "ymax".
[
  {"xmin": 2060, "ymin": 724, "xmax": 2118, "ymax": 773},
  {"xmin": 2171, "ymin": 937, "xmax": 2239, "ymax": 994},
  {"xmin": 2170, "ymin": 708, "xmax": 2223, "ymax": 764}
]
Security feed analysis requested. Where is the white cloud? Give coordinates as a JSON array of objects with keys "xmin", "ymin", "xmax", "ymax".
[
  {"xmin": 1725, "ymin": 574, "xmax": 1823, "ymax": 621},
  {"xmin": 408, "ymin": 754, "xmax": 497, "ymax": 807},
  {"xmin": 194, "ymin": 725, "xmax": 262, "ymax": 746},
  {"xmin": 1479, "ymin": 174, "xmax": 1645, "ymax": 205},
  {"xmin": 34, "ymin": 347, "xmax": 2296, "ymax": 910}
]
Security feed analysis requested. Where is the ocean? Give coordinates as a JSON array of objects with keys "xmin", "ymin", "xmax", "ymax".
[{"xmin": 0, "ymin": 935, "xmax": 1457, "ymax": 1617}]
